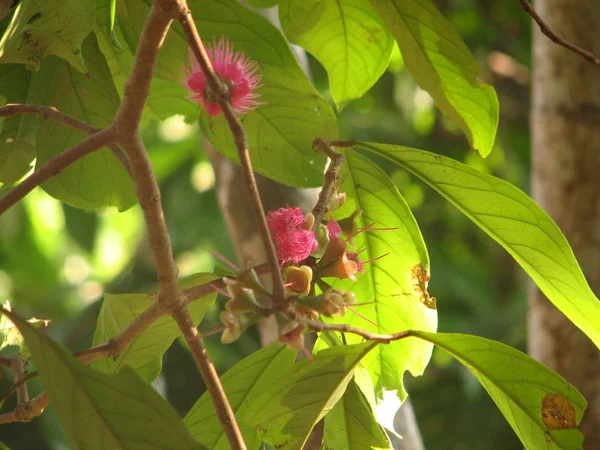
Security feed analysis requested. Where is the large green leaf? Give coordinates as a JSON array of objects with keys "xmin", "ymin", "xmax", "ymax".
[
  {"xmin": 323, "ymin": 151, "xmax": 436, "ymax": 398},
  {"xmin": 369, "ymin": 0, "xmax": 498, "ymax": 156},
  {"xmin": 324, "ymin": 379, "xmax": 391, "ymax": 449},
  {"xmin": 280, "ymin": 0, "xmax": 394, "ymax": 109},
  {"xmin": 104, "ymin": 0, "xmax": 337, "ymax": 187},
  {"xmin": 95, "ymin": 0, "xmax": 199, "ymax": 121},
  {"xmin": 0, "ymin": 65, "xmax": 37, "ymax": 185},
  {"xmin": 0, "ymin": 0, "xmax": 95, "ymax": 72},
  {"xmin": 184, "ymin": 342, "xmax": 297, "ymax": 449},
  {"xmin": 4, "ymin": 309, "xmax": 202, "ymax": 450},
  {"xmin": 30, "ymin": 34, "xmax": 136, "ymax": 210},
  {"xmin": 358, "ymin": 141, "xmax": 600, "ymax": 350},
  {"xmin": 91, "ymin": 273, "xmax": 218, "ymax": 382},
  {"xmin": 413, "ymin": 331, "xmax": 586, "ymax": 449},
  {"xmin": 246, "ymin": 342, "xmax": 378, "ymax": 450},
  {"xmin": 245, "ymin": 0, "xmax": 281, "ymax": 8}
]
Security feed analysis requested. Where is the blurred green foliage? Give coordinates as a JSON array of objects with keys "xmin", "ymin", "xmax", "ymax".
[{"xmin": 0, "ymin": 0, "xmax": 533, "ymax": 448}]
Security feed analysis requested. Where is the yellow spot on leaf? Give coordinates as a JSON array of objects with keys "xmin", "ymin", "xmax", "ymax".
[
  {"xmin": 411, "ymin": 265, "xmax": 436, "ymax": 309},
  {"xmin": 541, "ymin": 393, "xmax": 577, "ymax": 430}
]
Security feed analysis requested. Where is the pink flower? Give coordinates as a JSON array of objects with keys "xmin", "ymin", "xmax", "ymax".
[
  {"xmin": 185, "ymin": 37, "xmax": 263, "ymax": 117},
  {"xmin": 267, "ymin": 207, "xmax": 318, "ymax": 265}
]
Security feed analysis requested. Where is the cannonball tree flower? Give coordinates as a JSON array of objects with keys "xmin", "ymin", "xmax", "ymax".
[
  {"xmin": 185, "ymin": 37, "xmax": 263, "ymax": 117},
  {"xmin": 267, "ymin": 207, "xmax": 318, "ymax": 265}
]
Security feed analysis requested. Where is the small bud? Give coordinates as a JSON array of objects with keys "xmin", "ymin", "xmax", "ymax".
[
  {"xmin": 236, "ymin": 264, "xmax": 270, "ymax": 295},
  {"xmin": 337, "ymin": 210, "xmax": 362, "ymax": 246},
  {"xmin": 220, "ymin": 311, "xmax": 261, "ymax": 344},
  {"xmin": 295, "ymin": 288, "xmax": 356, "ymax": 318},
  {"xmin": 327, "ymin": 192, "xmax": 347, "ymax": 211},
  {"xmin": 283, "ymin": 265, "xmax": 313, "ymax": 297},
  {"xmin": 303, "ymin": 213, "xmax": 315, "ymax": 231},
  {"xmin": 317, "ymin": 237, "xmax": 359, "ymax": 281},
  {"xmin": 277, "ymin": 316, "xmax": 307, "ymax": 352},
  {"xmin": 223, "ymin": 278, "xmax": 263, "ymax": 313}
]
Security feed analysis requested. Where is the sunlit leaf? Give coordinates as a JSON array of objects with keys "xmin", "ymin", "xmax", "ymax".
[
  {"xmin": 323, "ymin": 151, "xmax": 436, "ymax": 398},
  {"xmin": 324, "ymin": 379, "xmax": 391, "ymax": 449},
  {"xmin": 4, "ymin": 309, "xmax": 202, "ymax": 450},
  {"xmin": 245, "ymin": 342, "xmax": 378, "ymax": 449},
  {"xmin": 30, "ymin": 34, "xmax": 136, "ymax": 210},
  {"xmin": 245, "ymin": 0, "xmax": 281, "ymax": 8},
  {"xmin": 91, "ymin": 273, "xmax": 218, "ymax": 382},
  {"xmin": 0, "ymin": 301, "xmax": 49, "ymax": 356},
  {"xmin": 0, "ymin": 64, "xmax": 37, "ymax": 185},
  {"xmin": 369, "ymin": 0, "xmax": 498, "ymax": 156},
  {"xmin": 280, "ymin": 0, "xmax": 394, "ymax": 109},
  {"xmin": 184, "ymin": 342, "xmax": 297, "ymax": 449},
  {"xmin": 413, "ymin": 331, "xmax": 586, "ymax": 449},
  {"xmin": 0, "ymin": 0, "xmax": 95, "ymax": 72},
  {"xmin": 95, "ymin": 0, "xmax": 199, "ymax": 121},
  {"xmin": 358, "ymin": 141, "xmax": 600, "ymax": 350}
]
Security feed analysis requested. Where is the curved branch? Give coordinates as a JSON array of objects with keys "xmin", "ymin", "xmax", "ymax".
[
  {"xmin": 0, "ymin": 104, "xmax": 101, "ymax": 134},
  {"xmin": 0, "ymin": 104, "xmax": 133, "ymax": 177},
  {"xmin": 0, "ymin": 127, "xmax": 117, "ymax": 215},
  {"xmin": 519, "ymin": 0, "xmax": 600, "ymax": 65}
]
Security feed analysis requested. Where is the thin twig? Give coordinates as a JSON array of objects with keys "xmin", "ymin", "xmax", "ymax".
[
  {"xmin": 0, "ymin": 103, "xmax": 133, "ymax": 177},
  {"xmin": 0, "ymin": 127, "xmax": 117, "ymax": 216},
  {"xmin": 177, "ymin": 6, "xmax": 286, "ymax": 310},
  {"xmin": 519, "ymin": 0, "xmax": 600, "ymax": 65},
  {"xmin": 0, "ymin": 392, "xmax": 48, "ymax": 425},
  {"xmin": 14, "ymin": 357, "xmax": 29, "ymax": 405},
  {"xmin": 311, "ymin": 138, "xmax": 345, "ymax": 232},
  {"xmin": 301, "ymin": 318, "xmax": 413, "ymax": 343},
  {"xmin": 0, "ymin": 104, "xmax": 101, "ymax": 134}
]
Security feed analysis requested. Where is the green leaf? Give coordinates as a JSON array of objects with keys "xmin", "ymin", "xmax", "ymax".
[
  {"xmin": 245, "ymin": 0, "xmax": 281, "ymax": 8},
  {"xmin": 247, "ymin": 341, "xmax": 378, "ymax": 450},
  {"xmin": 4, "ymin": 309, "xmax": 203, "ymax": 450},
  {"xmin": 0, "ymin": 64, "xmax": 37, "ymax": 185},
  {"xmin": 91, "ymin": 273, "xmax": 218, "ymax": 382},
  {"xmin": 184, "ymin": 342, "xmax": 297, "ymax": 449},
  {"xmin": 324, "ymin": 379, "xmax": 391, "ymax": 450},
  {"xmin": 358, "ymin": 141, "xmax": 600, "ymax": 350},
  {"xmin": 323, "ymin": 151, "xmax": 436, "ymax": 398},
  {"xmin": 413, "ymin": 331, "xmax": 586, "ymax": 450},
  {"xmin": 369, "ymin": 0, "xmax": 498, "ymax": 156},
  {"xmin": 31, "ymin": 34, "xmax": 136, "ymax": 210},
  {"xmin": 0, "ymin": 0, "xmax": 95, "ymax": 72},
  {"xmin": 280, "ymin": 0, "xmax": 394, "ymax": 109},
  {"xmin": 95, "ymin": 0, "xmax": 199, "ymax": 121}
]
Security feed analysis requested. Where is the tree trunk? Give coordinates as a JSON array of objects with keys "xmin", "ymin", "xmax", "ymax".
[{"xmin": 529, "ymin": 0, "xmax": 600, "ymax": 447}]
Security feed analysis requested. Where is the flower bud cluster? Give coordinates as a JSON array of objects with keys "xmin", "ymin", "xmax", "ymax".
[{"xmin": 217, "ymin": 190, "xmax": 390, "ymax": 352}]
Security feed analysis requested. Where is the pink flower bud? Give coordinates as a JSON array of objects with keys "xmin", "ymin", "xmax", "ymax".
[
  {"xmin": 267, "ymin": 207, "xmax": 318, "ymax": 265},
  {"xmin": 184, "ymin": 37, "xmax": 263, "ymax": 117}
]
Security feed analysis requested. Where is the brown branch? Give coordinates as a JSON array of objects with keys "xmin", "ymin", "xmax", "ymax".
[
  {"xmin": 0, "ymin": 127, "xmax": 116, "ymax": 215},
  {"xmin": 518, "ymin": 0, "xmax": 600, "ymax": 65},
  {"xmin": 177, "ymin": 5, "xmax": 286, "ymax": 310},
  {"xmin": 301, "ymin": 318, "xmax": 413, "ymax": 343},
  {"xmin": 107, "ymin": 4, "xmax": 246, "ymax": 447},
  {"xmin": 172, "ymin": 307, "xmax": 247, "ymax": 449},
  {"xmin": 0, "ymin": 392, "xmax": 48, "ymax": 425},
  {"xmin": 311, "ymin": 138, "xmax": 345, "ymax": 232},
  {"xmin": 0, "ymin": 104, "xmax": 133, "ymax": 177},
  {"xmin": 14, "ymin": 357, "xmax": 29, "ymax": 405},
  {"xmin": 0, "ymin": 104, "xmax": 101, "ymax": 134}
]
